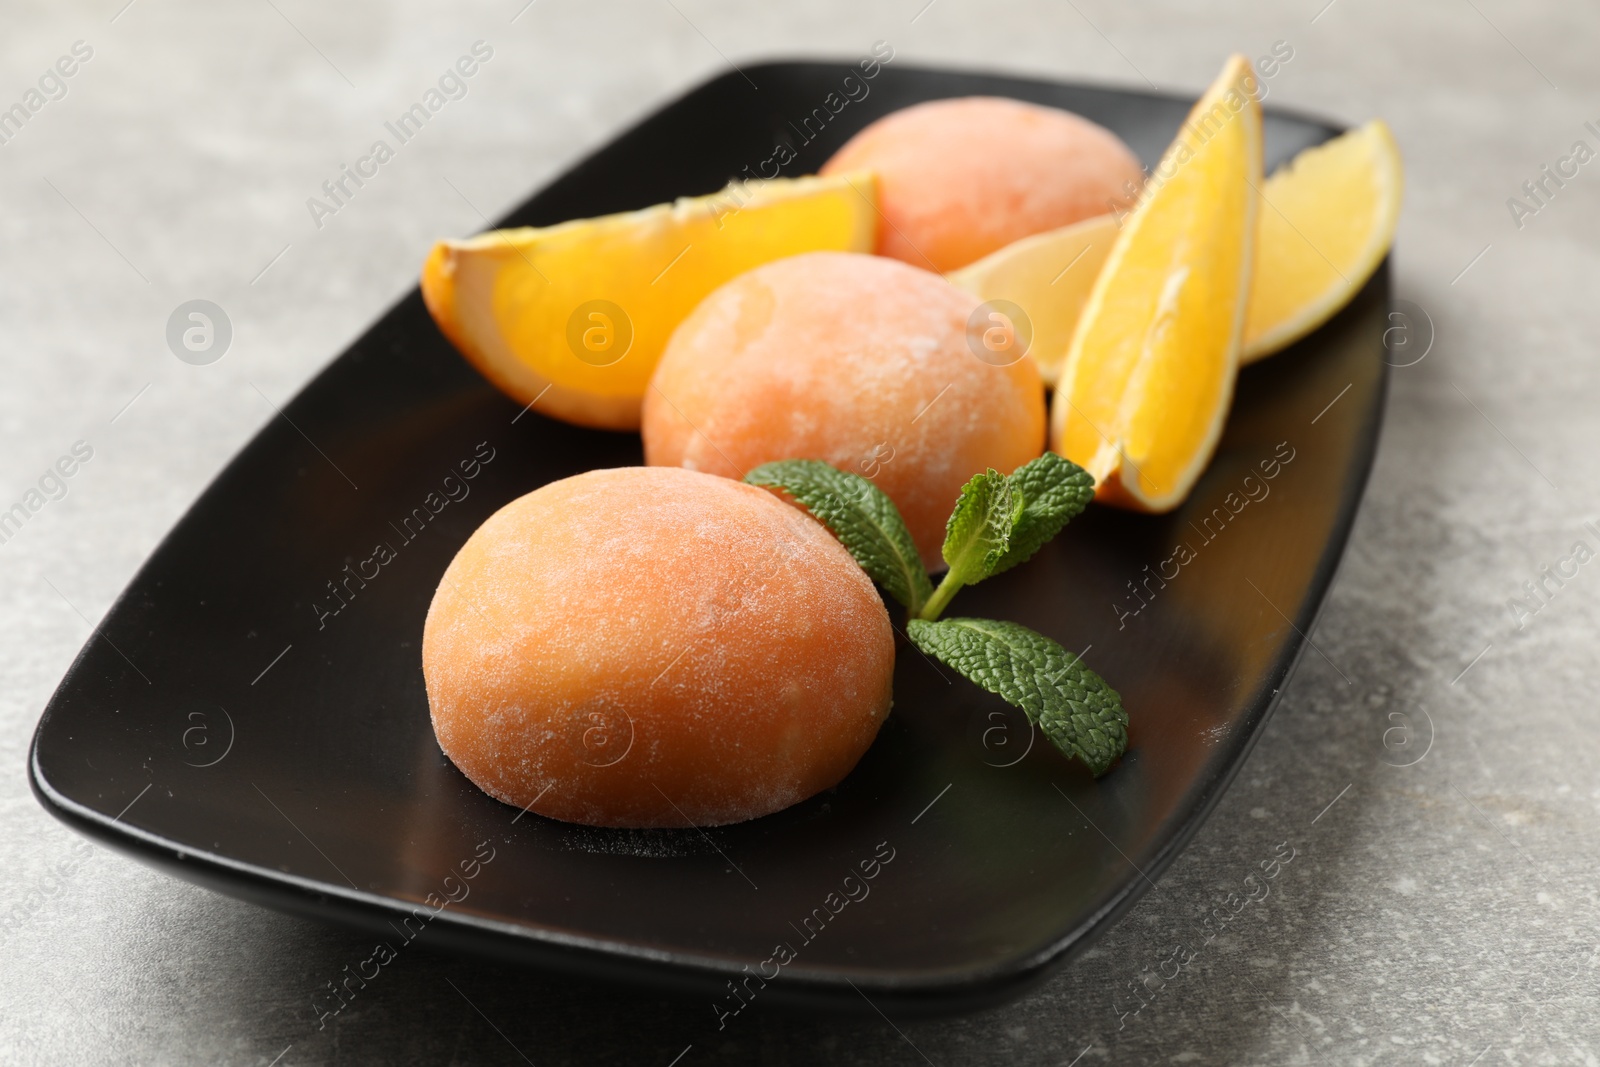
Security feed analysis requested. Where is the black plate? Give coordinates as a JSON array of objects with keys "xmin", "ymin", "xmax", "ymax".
[{"xmin": 29, "ymin": 61, "xmax": 1386, "ymax": 1014}]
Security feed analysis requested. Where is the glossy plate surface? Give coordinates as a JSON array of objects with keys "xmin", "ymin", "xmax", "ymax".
[{"xmin": 30, "ymin": 61, "xmax": 1387, "ymax": 1013}]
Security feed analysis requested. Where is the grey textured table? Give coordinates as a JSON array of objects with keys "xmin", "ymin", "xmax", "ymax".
[{"xmin": 3, "ymin": 1, "xmax": 1595, "ymax": 1063}]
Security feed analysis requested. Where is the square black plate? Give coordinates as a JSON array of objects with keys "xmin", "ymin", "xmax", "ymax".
[{"xmin": 29, "ymin": 61, "xmax": 1386, "ymax": 1014}]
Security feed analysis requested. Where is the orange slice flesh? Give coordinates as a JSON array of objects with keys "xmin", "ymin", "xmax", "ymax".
[
  {"xmin": 1241, "ymin": 120, "xmax": 1403, "ymax": 362},
  {"xmin": 421, "ymin": 173, "xmax": 878, "ymax": 431},
  {"xmin": 1049, "ymin": 55, "xmax": 1262, "ymax": 511},
  {"xmin": 945, "ymin": 212, "xmax": 1120, "ymax": 387}
]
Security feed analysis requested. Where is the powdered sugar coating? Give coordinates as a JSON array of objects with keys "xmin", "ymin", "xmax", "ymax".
[
  {"xmin": 422, "ymin": 466, "xmax": 895, "ymax": 828},
  {"xmin": 820, "ymin": 96, "xmax": 1144, "ymax": 272},
  {"xmin": 642, "ymin": 251, "xmax": 1045, "ymax": 569}
]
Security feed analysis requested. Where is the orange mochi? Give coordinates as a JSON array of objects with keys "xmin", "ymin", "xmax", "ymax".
[
  {"xmin": 643, "ymin": 251, "xmax": 1046, "ymax": 570},
  {"xmin": 820, "ymin": 96, "xmax": 1145, "ymax": 272},
  {"xmin": 422, "ymin": 466, "xmax": 895, "ymax": 829}
]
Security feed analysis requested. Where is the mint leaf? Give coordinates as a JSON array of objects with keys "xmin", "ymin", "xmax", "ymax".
[
  {"xmin": 919, "ymin": 470, "xmax": 1020, "ymax": 620},
  {"xmin": 906, "ymin": 617, "xmax": 1128, "ymax": 775},
  {"xmin": 992, "ymin": 453, "xmax": 1096, "ymax": 576},
  {"xmin": 745, "ymin": 460, "xmax": 932, "ymax": 615},
  {"xmin": 942, "ymin": 469, "xmax": 1019, "ymax": 579}
]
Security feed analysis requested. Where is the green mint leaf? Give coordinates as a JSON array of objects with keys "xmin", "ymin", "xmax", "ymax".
[
  {"xmin": 992, "ymin": 453, "xmax": 1096, "ymax": 576},
  {"xmin": 906, "ymin": 617, "xmax": 1128, "ymax": 775},
  {"xmin": 941, "ymin": 468, "xmax": 1021, "ymax": 583},
  {"xmin": 745, "ymin": 460, "xmax": 933, "ymax": 615},
  {"xmin": 919, "ymin": 470, "xmax": 1020, "ymax": 620}
]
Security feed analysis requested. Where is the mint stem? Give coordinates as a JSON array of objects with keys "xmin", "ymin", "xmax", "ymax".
[{"xmin": 919, "ymin": 573, "xmax": 965, "ymax": 621}]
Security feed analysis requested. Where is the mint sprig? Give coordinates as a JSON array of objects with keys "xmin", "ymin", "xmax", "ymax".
[
  {"xmin": 919, "ymin": 469, "xmax": 1022, "ymax": 620},
  {"xmin": 745, "ymin": 459, "xmax": 933, "ymax": 616},
  {"xmin": 919, "ymin": 453, "xmax": 1092, "ymax": 621},
  {"xmin": 744, "ymin": 452, "xmax": 1126, "ymax": 775},
  {"xmin": 906, "ymin": 618, "xmax": 1127, "ymax": 776}
]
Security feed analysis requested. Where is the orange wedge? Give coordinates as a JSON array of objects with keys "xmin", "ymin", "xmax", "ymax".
[
  {"xmin": 1242, "ymin": 120, "xmax": 1403, "ymax": 362},
  {"xmin": 945, "ymin": 213, "xmax": 1120, "ymax": 386},
  {"xmin": 950, "ymin": 123, "xmax": 1402, "ymax": 378},
  {"xmin": 1049, "ymin": 55, "xmax": 1262, "ymax": 511},
  {"xmin": 421, "ymin": 173, "xmax": 877, "ymax": 431}
]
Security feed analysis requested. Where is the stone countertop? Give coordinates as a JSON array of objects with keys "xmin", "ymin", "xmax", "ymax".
[{"xmin": 2, "ymin": 1, "xmax": 1595, "ymax": 1064}]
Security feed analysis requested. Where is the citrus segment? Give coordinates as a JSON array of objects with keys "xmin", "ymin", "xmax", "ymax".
[
  {"xmin": 945, "ymin": 213, "xmax": 1120, "ymax": 386},
  {"xmin": 1241, "ymin": 120, "xmax": 1403, "ymax": 362},
  {"xmin": 420, "ymin": 173, "xmax": 878, "ymax": 431},
  {"xmin": 1049, "ymin": 55, "xmax": 1262, "ymax": 511}
]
